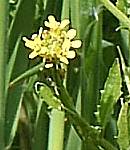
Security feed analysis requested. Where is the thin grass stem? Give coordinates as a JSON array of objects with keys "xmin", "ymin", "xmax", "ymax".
[{"xmin": 0, "ymin": 0, "xmax": 8, "ymax": 148}]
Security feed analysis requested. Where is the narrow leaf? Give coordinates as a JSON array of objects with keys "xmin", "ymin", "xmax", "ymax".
[
  {"xmin": 99, "ymin": 58, "xmax": 122, "ymax": 128},
  {"xmin": 117, "ymin": 101, "xmax": 129, "ymax": 149},
  {"xmin": 5, "ymin": 35, "xmax": 21, "ymax": 97},
  {"xmin": 9, "ymin": 62, "xmax": 45, "ymax": 87}
]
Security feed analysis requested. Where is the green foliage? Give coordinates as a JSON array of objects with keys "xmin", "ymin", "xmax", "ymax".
[
  {"xmin": 118, "ymin": 102, "xmax": 129, "ymax": 149},
  {"xmin": 99, "ymin": 59, "xmax": 122, "ymax": 128},
  {"xmin": 1, "ymin": 0, "xmax": 130, "ymax": 149},
  {"xmin": 48, "ymin": 109, "xmax": 65, "ymax": 150}
]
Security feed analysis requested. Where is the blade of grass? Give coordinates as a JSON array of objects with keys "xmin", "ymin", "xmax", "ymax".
[
  {"xmin": 61, "ymin": 0, "xmax": 69, "ymax": 20},
  {"xmin": 61, "ymin": 2, "xmax": 82, "ymax": 149},
  {"xmin": 80, "ymin": 0, "xmax": 104, "ymax": 126},
  {"xmin": 5, "ymin": 35, "xmax": 21, "ymax": 97},
  {"xmin": 65, "ymin": 89, "xmax": 81, "ymax": 150},
  {"xmin": 8, "ymin": 0, "xmax": 23, "ymax": 38},
  {"xmin": 5, "ymin": 90, "xmax": 23, "ymax": 150},
  {"xmin": 43, "ymin": 0, "xmax": 62, "ymax": 21},
  {"xmin": 0, "ymin": 0, "xmax": 8, "ymax": 148},
  {"xmin": 66, "ymin": 126, "xmax": 81, "ymax": 150},
  {"xmin": 70, "ymin": 0, "xmax": 80, "ymax": 37},
  {"xmin": 32, "ymin": 102, "xmax": 49, "ymax": 150},
  {"xmin": 6, "ymin": 0, "xmax": 36, "ymax": 147}
]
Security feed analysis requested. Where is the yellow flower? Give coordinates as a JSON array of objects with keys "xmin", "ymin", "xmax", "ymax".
[
  {"xmin": 44, "ymin": 15, "xmax": 70, "ymax": 30},
  {"xmin": 23, "ymin": 15, "xmax": 82, "ymax": 68}
]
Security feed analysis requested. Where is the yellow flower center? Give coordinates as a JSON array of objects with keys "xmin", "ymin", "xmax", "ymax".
[{"xmin": 23, "ymin": 15, "xmax": 82, "ymax": 68}]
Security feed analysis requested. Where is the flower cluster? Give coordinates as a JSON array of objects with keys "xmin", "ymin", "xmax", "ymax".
[{"xmin": 23, "ymin": 15, "xmax": 81, "ymax": 68}]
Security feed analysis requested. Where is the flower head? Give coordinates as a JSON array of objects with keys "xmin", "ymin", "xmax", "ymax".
[{"xmin": 23, "ymin": 15, "xmax": 82, "ymax": 68}]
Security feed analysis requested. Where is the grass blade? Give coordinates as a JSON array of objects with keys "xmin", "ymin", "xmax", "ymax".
[
  {"xmin": 32, "ymin": 102, "xmax": 49, "ymax": 150},
  {"xmin": 0, "ymin": 0, "xmax": 8, "ymax": 148},
  {"xmin": 5, "ymin": 35, "xmax": 21, "ymax": 97},
  {"xmin": 5, "ymin": 91, "xmax": 23, "ymax": 149},
  {"xmin": 61, "ymin": 0, "xmax": 69, "ymax": 20},
  {"xmin": 70, "ymin": 0, "xmax": 80, "ymax": 37}
]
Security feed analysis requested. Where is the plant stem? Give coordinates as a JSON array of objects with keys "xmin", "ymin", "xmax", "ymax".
[
  {"xmin": 55, "ymin": 70, "xmax": 117, "ymax": 150},
  {"xmin": 48, "ymin": 109, "xmax": 65, "ymax": 150},
  {"xmin": 0, "ymin": 0, "xmax": 8, "ymax": 148},
  {"xmin": 9, "ymin": 62, "xmax": 45, "ymax": 87},
  {"xmin": 100, "ymin": 0, "xmax": 130, "ymax": 29}
]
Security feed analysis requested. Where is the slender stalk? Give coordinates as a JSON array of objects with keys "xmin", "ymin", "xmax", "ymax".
[
  {"xmin": 9, "ymin": 62, "xmax": 45, "ymax": 87},
  {"xmin": 0, "ymin": 0, "xmax": 8, "ymax": 148},
  {"xmin": 48, "ymin": 109, "xmax": 65, "ymax": 150},
  {"xmin": 55, "ymin": 71, "xmax": 117, "ymax": 150},
  {"xmin": 100, "ymin": 0, "xmax": 130, "ymax": 29}
]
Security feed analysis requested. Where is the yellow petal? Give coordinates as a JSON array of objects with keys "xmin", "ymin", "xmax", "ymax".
[
  {"xmin": 44, "ymin": 21, "xmax": 49, "ymax": 27},
  {"xmin": 60, "ymin": 19, "xmax": 70, "ymax": 29},
  {"xmin": 71, "ymin": 40, "xmax": 82, "ymax": 48},
  {"xmin": 45, "ymin": 15, "xmax": 60, "ymax": 29},
  {"xmin": 42, "ymin": 30, "xmax": 48, "ymax": 38},
  {"xmin": 22, "ymin": 37, "xmax": 27, "ymax": 41},
  {"xmin": 31, "ymin": 34, "xmax": 37, "ymax": 39},
  {"xmin": 67, "ymin": 51, "xmax": 76, "ymax": 59},
  {"xmin": 40, "ymin": 47, "xmax": 48, "ymax": 54},
  {"xmin": 62, "ymin": 39, "xmax": 71, "ymax": 51},
  {"xmin": 60, "ymin": 56, "xmax": 69, "ymax": 64},
  {"xmin": 24, "ymin": 41, "xmax": 35, "ymax": 49},
  {"xmin": 29, "ymin": 51, "xmax": 38, "ymax": 59},
  {"xmin": 45, "ymin": 63, "xmax": 53, "ymax": 68},
  {"xmin": 38, "ymin": 27, "xmax": 43, "ymax": 36},
  {"xmin": 67, "ymin": 29, "xmax": 76, "ymax": 40},
  {"xmin": 48, "ymin": 15, "xmax": 56, "ymax": 23}
]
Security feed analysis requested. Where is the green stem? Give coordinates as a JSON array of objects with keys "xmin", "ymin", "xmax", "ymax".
[
  {"xmin": 0, "ymin": 0, "xmax": 8, "ymax": 148},
  {"xmin": 55, "ymin": 70, "xmax": 117, "ymax": 150},
  {"xmin": 9, "ymin": 62, "xmax": 45, "ymax": 87},
  {"xmin": 100, "ymin": 0, "xmax": 130, "ymax": 29},
  {"xmin": 48, "ymin": 109, "xmax": 65, "ymax": 150}
]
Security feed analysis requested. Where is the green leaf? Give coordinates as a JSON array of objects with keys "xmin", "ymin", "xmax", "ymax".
[
  {"xmin": 9, "ymin": 62, "xmax": 45, "ymax": 87},
  {"xmin": 0, "ymin": 0, "xmax": 8, "ymax": 148},
  {"xmin": 100, "ymin": 0, "xmax": 130, "ymax": 29},
  {"xmin": 61, "ymin": 0, "xmax": 69, "ymax": 20},
  {"xmin": 65, "ymin": 89, "xmax": 81, "ymax": 150},
  {"xmin": 102, "ymin": 40, "xmax": 114, "ymax": 48},
  {"xmin": 65, "ymin": 126, "xmax": 81, "ymax": 150},
  {"xmin": 5, "ymin": 35, "xmax": 21, "ymax": 97},
  {"xmin": 99, "ymin": 58, "xmax": 122, "ymax": 128},
  {"xmin": 5, "ymin": 85, "xmax": 23, "ymax": 149},
  {"xmin": 117, "ymin": 102, "xmax": 129, "ymax": 149},
  {"xmin": 32, "ymin": 102, "xmax": 49, "ymax": 150},
  {"xmin": 5, "ymin": 0, "xmax": 37, "ymax": 147},
  {"xmin": 70, "ymin": 0, "xmax": 80, "ymax": 37}
]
